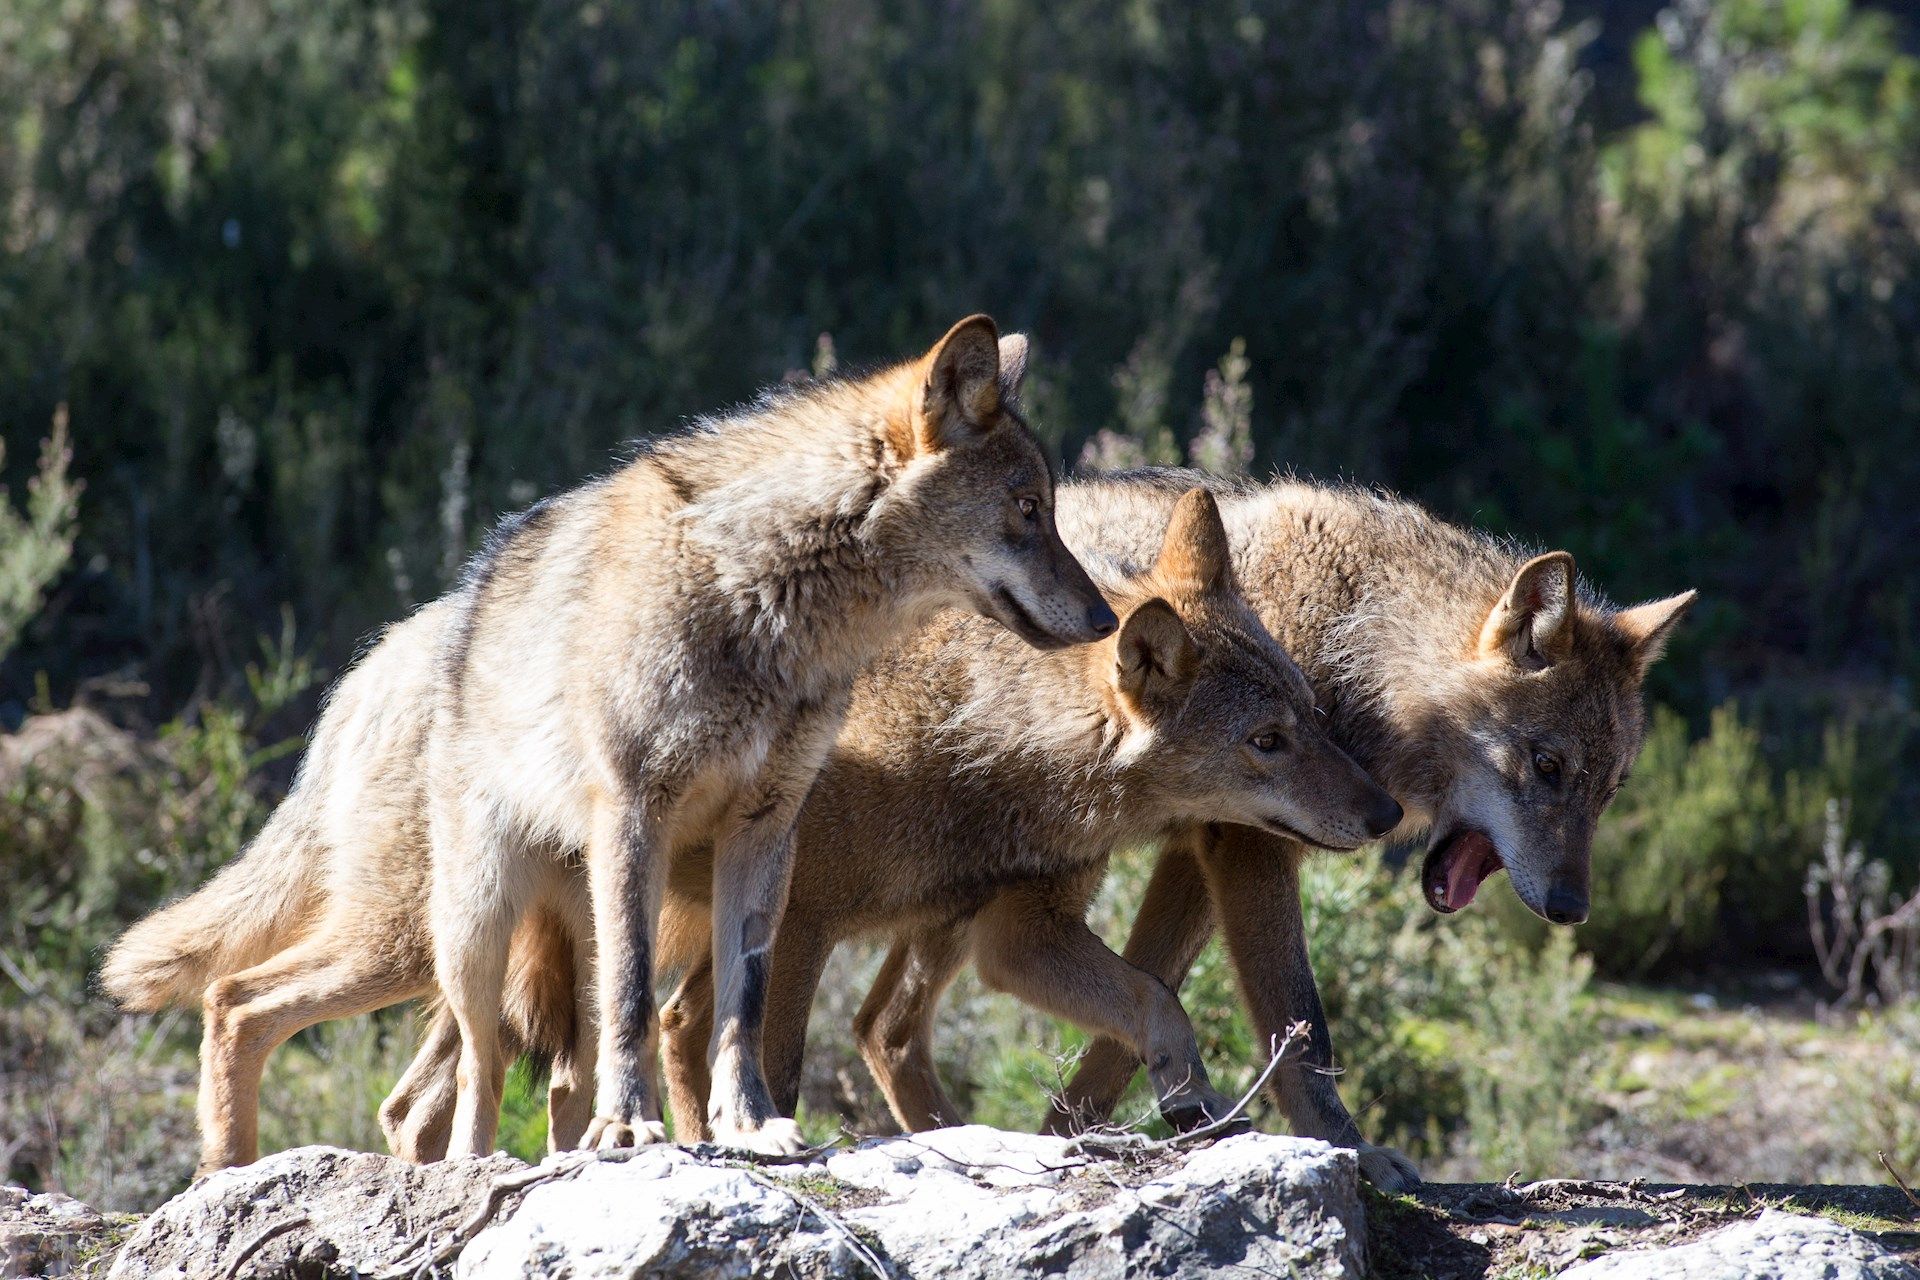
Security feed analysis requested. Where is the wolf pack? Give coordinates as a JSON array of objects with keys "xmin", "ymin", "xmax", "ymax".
[{"xmin": 102, "ymin": 315, "xmax": 1695, "ymax": 1196}]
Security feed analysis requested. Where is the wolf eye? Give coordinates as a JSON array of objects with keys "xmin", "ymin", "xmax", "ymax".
[
  {"xmin": 1016, "ymin": 495, "xmax": 1039, "ymax": 520},
  {"xmin": 1533, "ymin": 751, "xmax": 1561, "ymax": 782},
  {"xmin": 1250, "ymin": 731, "xmax": 1283, "ymax": 753}
]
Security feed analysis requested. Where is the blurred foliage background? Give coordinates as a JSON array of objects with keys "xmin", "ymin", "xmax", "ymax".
[{"xmin": 2, "ymin": 0, "xmax": 1919, "ymax": 1207}]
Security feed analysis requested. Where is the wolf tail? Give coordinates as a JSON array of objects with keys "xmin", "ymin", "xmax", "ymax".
[{"xmin": 99, "ymin": 812, "xmax": 320, "ymax": 1011}]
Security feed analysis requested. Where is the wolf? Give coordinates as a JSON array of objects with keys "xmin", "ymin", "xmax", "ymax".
[
  {"xmin": 512, "ymin": 468, "xmax": 1693, "ymax": 1189},
  {"xmin": 1017, "ymin": 469, "xmax": 1694, "ymax": 1178},
  {"xmin": 381, "ymin": 486, "xmax": 1402, "ymax": 1163},
  {"xmin": 102, "ymin": 316, "xmax": 1115, "ymax": 1170}
]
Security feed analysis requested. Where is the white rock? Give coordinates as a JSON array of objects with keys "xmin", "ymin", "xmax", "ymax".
[
  {"xmin": 462, "ymin": 1127, "xmax": 1365, "ymax": 1280},
  {"xmin": 1561, "ymin": 1209, "xmax": 1919, "ymax": 1280},
  {"xmin": 99, "ymin": 1131, "xmax": 1362, "ymax": 1279}
]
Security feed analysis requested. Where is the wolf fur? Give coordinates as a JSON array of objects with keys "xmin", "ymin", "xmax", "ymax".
[
  {"xmin": 566, "ymin": 468, "xmax": 1692, "ymax": 1191},
  {"xmin": 384, "ymin": 486, "xmax": 1399, "ymax": 1157},
  {"xmin": 102, "ymin": 316, "xmax": 1114, "ymax": 1170},
  {"xmin": 1021, "ymin": 469, "xmax": 1693, "ymax": 1182}
]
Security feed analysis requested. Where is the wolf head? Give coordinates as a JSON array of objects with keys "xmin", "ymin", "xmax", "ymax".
[
  {"xmin": 887, "ymin": 315, "xmax": 1116, "ymax": 650},
  {"xmin": 1109, "ymin": 489, "xmax": 1402, "ymax": 850},
  {"xmin": 1418, "ymin": 551, "xmax": 1696, "ymax": 925}
]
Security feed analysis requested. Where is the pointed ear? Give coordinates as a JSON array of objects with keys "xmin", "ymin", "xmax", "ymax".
[
  {"xmin": 1478, "ymin": 551, "xmax": 1576, "ymax": 667},
  {"xmin": 1613, "ymin": 590, "xmax": 1696, "ymax": 672},
  {"xmin": 997, "ymin": 333, "xmax": 1030, "ymax": 408},
  {"xmin": 915, "ymin": 314, "xmax": 1002, "ymax": 454},
  {"xmin": 1153, "ymin": 488, "xmax": 1234, "ymax": 597},
  {"xmin": 1116, "ymin": 598, "xmax": 1199, "ymax": 709}
]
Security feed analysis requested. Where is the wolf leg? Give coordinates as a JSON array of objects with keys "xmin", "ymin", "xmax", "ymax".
[
  {"xmin": 973, "ymin": 880, "xmax": 1233, "ymax": 1134},
  {"xmin": 760, "ymin": 919, "xmax": 835, "ymax": 1118},
  {"xmin": 855, "ymin": 929, "xmax": 969, "ymax": 1130},
  {"xmin": 433, "ymin": 796, "xmax": 544, "ymax": 1159},
  {"xmin": 545, "ymin": 910, "xmax": 598, "ymax": 1153},
  {"xmin": 1048, "ymin": 835, "xmax": 1216, "ymax": 1133},
  {"xmin": 580, "ymin": 793, "xmax": 671, "ymax": 1150},
  {"xmin": 704, "ymin": 813, "xmax": 807, "ymax": 1153},
  {"xmin": 380, "ymin": 1004, "xmax": 464, "ymax": 1162},
  {"xmin": 1193, "ymin": 825, "xmax": 1421, "ymax": 1191},
  {"xmin": 659, "ymin": 949, "xmax": 715, "ymax": 1142},
  {"xmin": 198, "ymin": 934, "xmax": 432, "ymax": 1172},
  {"xmin": 705, "ymin": 704, "xmax": 841, "ymax": 1155}
]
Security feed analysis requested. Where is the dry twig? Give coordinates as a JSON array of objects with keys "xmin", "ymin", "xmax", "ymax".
[
  {"xmin": 1065, "ymin": 1022, "xmax": 1311, "ymax": 1160},
  {"xmin": 1879, "ymin": 1151, "xmax": 1920, "ymax": 1215}
]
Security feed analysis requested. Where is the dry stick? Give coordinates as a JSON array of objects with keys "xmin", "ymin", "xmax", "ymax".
[
  {"xmin": 223, "ymin": 1214, "xmax": 308, "ymax": 1280},
  {"xmin": 1066, "ymin": 1022, "xmax": 1311, "ymax": 1160},
  {"xmin": 1879, "ymin": 1151, "xmax": 1920, "ymax": 1215},
  {"xmin": 734, "ymin": 1166, "xmax": 892, "ymax": 1280}
]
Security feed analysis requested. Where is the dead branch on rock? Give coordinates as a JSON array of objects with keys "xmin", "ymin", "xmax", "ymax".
[
  {"xmin": 1880, "ymin": 1152, "xmax": 1920, "ymax": 1214},
  {"xmin": 1064, "ymin": 1023, "xmax": 1311, "ymax": 1161},
  {"xmin": 733, "ymin": 1166, "xmax": 893, "ymax": 1280}
]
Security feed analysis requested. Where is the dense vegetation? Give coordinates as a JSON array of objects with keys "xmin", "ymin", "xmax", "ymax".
[{"xmin": 2, "ymin": 0, "xmax": 1917, "ymax": 1208}]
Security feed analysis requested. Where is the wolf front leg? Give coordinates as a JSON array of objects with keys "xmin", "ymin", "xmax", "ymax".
[
  {"xmin": 1046, "ymin": 834, "xmax": 1217, "ymax": 1133},
  {"xmin": 582, "ymin": 793, "xmax": 671, "ymax": 1149},
  {"xmin": 704, "ymin": 702, "xmax": 842, "ymax": 1155},
  {"xmin": 705, "ymin": 818, "xmax": 808, "ymax": 1153},
  {"xmin": 1192, "ymin": 824, "xmax": 1422, "ymax": 1191},
  {"xmin": 972, "ymin": 877, "xmax": 1234, "ymax": 1134}
]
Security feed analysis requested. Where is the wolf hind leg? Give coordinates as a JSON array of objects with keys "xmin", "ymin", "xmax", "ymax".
[
  {"xmin": 855, "ymin": 929, "xmax": 968, "ymax": 1131},
  {"xmin": 198, "ymin": 930, "xmax": 432, "ymax": 1172},
  {"xmin": 431, "ymin": 798, "xmax": 540, "ymax": 1160},
  {"xmin": 660, "ymin": 949, "xmax": 715, "ymax": 1142}
]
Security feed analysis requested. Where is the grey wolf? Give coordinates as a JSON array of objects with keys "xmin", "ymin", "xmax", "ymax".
[
  {"xmin": 384, "ymin": 485, "xmax": 1402, "ymax": 1170},
  {"xmin": 1030, "ymin": 469, "xmax": 1694, "ymax": 1185},
  {"xmin": 103, "ymin": 316, "xmax": 1113, "ymax": 1169},
  {"xmin": 604, "ymin": 469, "xmax": 1693, "ymax": 1190}
]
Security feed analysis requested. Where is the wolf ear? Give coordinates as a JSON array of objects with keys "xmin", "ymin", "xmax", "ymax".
[
  {"xmin": 997, "ymin": 333, "xmax": 1030, "ymax": 408},
  {"xmin": 916, "ymin": 314, "xmax": 1002, "ymax": 453},
  {"xmin": 1613, "ymin": 590, "xmax": 1696, "ymax": 673},
  {"xmin": 1479, "ymin": 551, "xmax": 1576, "ymax": 668},
  {"xmin": 1116, "ymin": 598, "xmax": 1199, "ymax": 709},
  {"xmin": 1153, "ymin": 488, "xmax": 1234, "ymax": 597}
]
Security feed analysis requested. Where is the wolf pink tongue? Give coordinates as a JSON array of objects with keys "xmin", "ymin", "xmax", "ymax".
[{"xmin": 1445, "ymin": 833, "xmax": 1497, "ymax": 910}]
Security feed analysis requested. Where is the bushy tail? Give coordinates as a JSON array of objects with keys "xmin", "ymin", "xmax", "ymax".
[{"xmin": 99, "ymin": 815, "xmax": 320, "ymax": 1011}]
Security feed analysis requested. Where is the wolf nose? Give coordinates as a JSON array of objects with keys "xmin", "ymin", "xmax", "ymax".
[
  {"xmin": 1364, "ymin": 793, "xmax": 1404, "ymax": 840},
  {"xmin": 1086, "ymin": 601, "xmax": 1118, "ymax": 637},
  {"xmin": 1544, "ymin": 887, "xmax": 1589, "ymax": 926}
]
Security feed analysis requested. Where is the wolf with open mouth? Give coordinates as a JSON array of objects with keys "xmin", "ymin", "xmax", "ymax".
[{"xmin": 1048, "ymin": 469, "xmax": 1696, "ymax": 1190}]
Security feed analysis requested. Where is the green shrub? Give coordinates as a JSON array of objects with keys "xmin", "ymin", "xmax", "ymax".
[
  {"xmin": 1445, "ymin": 928, "xmax": 1602, "ymax": 1179},
  {"xmin": 1840, "ymin": 1004, "xmax": 1920, "ymax": 1178},
  {"xmin": 0, "ymin": 412, "xmax": 80, "ymax": 664}
]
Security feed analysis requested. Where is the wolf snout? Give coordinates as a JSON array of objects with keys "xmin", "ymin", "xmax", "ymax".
[
  {"xmin": 1543, "ymin": 885, "xmax": 1589, "ymax": 926},
  {"xmin": 1086, "ymin": 600, "xmax": 1119, "ymax": 638},
  {"xmin": 1363, "ymin": 791, "xmax": 1404, "ymax": 840}
]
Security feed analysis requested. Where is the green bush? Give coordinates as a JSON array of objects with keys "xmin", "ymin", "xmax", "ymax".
[
  {"xmin": 1840, "ymin": 1004, "xmax": 1920, "ymax": 1178},
  {"xmin": 0, "ymin": 413, "xmax": 80, "ymax": 664}
]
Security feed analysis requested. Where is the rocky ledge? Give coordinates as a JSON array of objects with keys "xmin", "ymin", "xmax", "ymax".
[
  {"xmin": 6, "ymin": 1131, "xmax": 1920, "ymax": 1279},
  {"xmin": 102, "ymin": 1128, "xmax": 1366, "ymax": 1279}
]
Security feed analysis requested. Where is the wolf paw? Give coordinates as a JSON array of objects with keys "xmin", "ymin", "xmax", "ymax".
[
  {"xmin": 709, "ymin": 1115, "xmax": 807, "ymax": 1156},
  {"xmin": 1161, "ymin": 1086, "xmax": 1250, "ymax": 1136},
  {"xmin": 582, "ymin": 1116, "xmax": 669, "ymax": 1150},
  {"xmin": 1356, "ymin": 1142, "xmax": 1422, "ymax": 1192}
]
